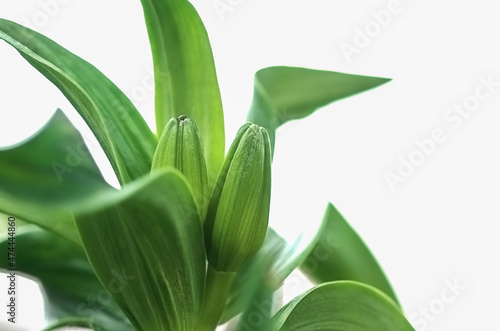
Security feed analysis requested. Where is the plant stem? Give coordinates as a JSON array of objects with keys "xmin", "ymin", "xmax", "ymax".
[{"xmin": 197, "ymin": 265, "xmax": 236, "ymax": 331}]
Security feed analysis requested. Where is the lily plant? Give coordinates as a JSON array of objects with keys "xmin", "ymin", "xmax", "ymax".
[{"xmin": 0, "ymin": 0, "xmax": 415, "ymax": 330}]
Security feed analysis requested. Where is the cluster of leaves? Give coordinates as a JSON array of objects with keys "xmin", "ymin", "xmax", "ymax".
[{"xmin": 0, "ymin": 0, "xmax": 414, "ymax": 330}]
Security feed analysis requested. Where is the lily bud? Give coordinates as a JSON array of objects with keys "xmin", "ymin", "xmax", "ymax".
[
  {"xmin": 152, "ymin": 115, "xmax": 208, "ymax": 215},
  {"xmin": 204, "ymin": 123, "xmax": 272, "ymax": 272}
]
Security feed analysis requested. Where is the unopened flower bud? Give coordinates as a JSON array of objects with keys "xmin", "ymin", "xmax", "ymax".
[
  {"xmin": 204, "ymin": 123, "xmax": 272, "ymax": 272},
  {"xmin": 152, "ymin": 115, "xmax": 208, "ymax": 216}
]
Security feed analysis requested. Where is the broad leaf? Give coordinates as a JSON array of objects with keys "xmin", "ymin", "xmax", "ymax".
[
  {"xmin": 0, "ymin": 227, "xmax": 133, "ymax": 331},
  {"xmin": 301, "ymin": 203, "xmax": 399, "ymax": 305},
  {"xmin": 247, "ymin": 66, "xmax": 391, "ymax": 152},
  {"xmin": 75, "ymin": 170, "xmax": 206, "ymax": 331},
  {"xmin": 270, "ymin": 281, "xmax": 414, "ymax": 331},
  {"xmin": 0, "ymin": 19, "xmax": 157, "ymax": 184},
  {"xmin": 140, "ymin": 0, "xmax": 225, "ymax": 179},
  {"xmin": 0, "ymin": 110, "xmax": 112, "ymax": 246}
]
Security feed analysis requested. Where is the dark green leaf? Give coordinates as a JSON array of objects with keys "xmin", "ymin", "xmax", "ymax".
[
  {"xmin": 0, "ymin": 19, "xmax": 157, "ymax": 184},
  {"xmin": 0, "ymin": 110, "xmax": 112, "ymax": 246},
  {"xmin": 139, "ymin": 0, "xmax": 225, "ymax": 179},
  {"xmin": 270, "ymin": 281, "xmax": 414, "ymax": 331},
  {"xmin": 75, "ymin": 170, "xmax": 205, "ymax": 331},
  {"xmin": 247, "ymin": 66, "xmax": 391, "ymax": 152},
  {"xmin": 301, "ymin": 203, "xmax": 399, "ymax": 305},
  {"xmin": 0, "ymin": 227, "xmax": 133, "ymax": 331}
]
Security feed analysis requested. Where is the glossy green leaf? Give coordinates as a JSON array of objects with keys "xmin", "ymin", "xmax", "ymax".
[
  {"xmin": 75, "ymin": 170, "xmax": 205, "ymax": 331},
  {"xmin": 301, "ymin": 203, "xmax": 399, "ymax": 305},
  {"xmin": 0, "ymin": 19, "xmax": 157, "ymax": 184},
  {"xmin": 247, "ymin": 66, "xmax": 391, "ymax": 151},
  {"xmin": 139, "ymin": 0, "xmax": 225, "ymax": 179},
  {"xmin": 0, "ymin": 227, "xmax": 133, "ymax": 331},
  {"xmin": 0, "ymin": 110, "xmax": 112, "ymax": 246},
  {"xmin": 270, "ymin": 281, "xmax": 414, "ymax": 331}
]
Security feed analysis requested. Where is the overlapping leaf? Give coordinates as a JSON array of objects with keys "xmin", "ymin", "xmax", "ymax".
[
  {"xmin": 301, "ymin": 203, "xmax": 399, "ymax": 305},
  {"xmin": 0, "ymin": 227, "xmax": 133, "ymax": 331},
  {"xmin": 140, "ymin": 0, "xmax": 225, "ymax": 179},
  {"xmin": 223, "ymin": 216, "xmax": 326, "ymax": 324},
  {"xmin": 75, "ymin": 170, "xmax": 205, "ymax": 331},
  {"xmin": 270, "ymin": 281, "xmax": 413, "ymax": 330},
  {"xmin": 0, "ymin": 19, "xmax": 157, "ymax": 184},
  {"xmin": 0, "ymin": 110, "xmax": 112, "ymax": 246},
  {"xmin": 247, "ymin": 66, "xmax": 391, "ymax": 152}
]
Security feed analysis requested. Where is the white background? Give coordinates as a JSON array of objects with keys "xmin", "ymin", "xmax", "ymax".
[{"xmin": 1, "ymin": 0, "xmax": 499, "ymax": 330}]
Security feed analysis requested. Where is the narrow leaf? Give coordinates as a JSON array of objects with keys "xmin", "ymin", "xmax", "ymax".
[
  {"xmin": 270, "ymin": 281, "xmax": 414, "ymax": 331},
  {"xmin": 0, "ymin": 19, "xmax": 157, "ymax": 184},
  {"xmin": 247, "ymin": 66, "xmax": 391, "ymax": 151},
  {"xmin": 75, "ymin": 170, "xmax": 205, "ymax": 331},
  {"xmin": 222, "ymin": 210, "xmax": 328, "ymax": 322},
  {"xmin": 0, "ymin": 227, "xmax": 134, "ymax": 331},
  {"xmin": 301, "ymin": 203, "xmax": 399, "ymax": 305},
  {"xmin": 139, "ymin": 0, "xmax": 225, "ymax": 179},
  {"xmin": 221, "ymin": 229, "xmax": 284, "ymax": 323},
  {"xmin": 0, "ymin": 110, "xmax": 112, "ymax": 246}
]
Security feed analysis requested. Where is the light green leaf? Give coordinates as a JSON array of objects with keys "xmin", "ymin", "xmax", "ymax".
[
  {"xmin": 0, "ymin": 110, "xmax": 112, "ymax": 246},
  {"xmin": 0, "ymin": 19, "xmax": 157, "ymax": 184},
  {"xmin": 75, "ymin": 170, "xmax": 205, "ymax": 331},
  {"xmin": 270, "ymin": 281, "xmax": 414, "ymax": 331},
  {"xmin": 139, "ymin": 0, "xmax": 225, "ymax": 179},
  {"xmin": 301, "ymin": 203, "xmax": 399, "ymax": 305},
  {"xmin": 247, "ymin": 66, "xmax": 391, "ymax": 152},
  {"xmin": 0, "ymin": 227, "xmax": 133, "ymax": 331}
]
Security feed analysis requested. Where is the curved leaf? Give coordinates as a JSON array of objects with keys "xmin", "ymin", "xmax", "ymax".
[
  {"xmin": 0, "ymin": 227, "xmax": 133, "ymax": 331},
  {"xmin": 270, "ymin": 281, "xmax": 414, "ymax": 331},
  {"xmin": 247, "ymin": 66, "xmax": 391, "ymax": 152},
  {"xmin": 75, "ymin": 170, "xmax": 205, "ymax": 331},
  {"xmin": 0, "ymin": 19, "xmax": 157, "ymax": 184},
  {"xmin": 140, "ymin": 0, "xmax": 225, "ymax": 179},
  {"xmin": 221, "ymin": 229, "xmax": 284, "ymax": 323},
  {"xmin": 0, "ymin": 110, "xmax": 112, "ymax": 246},
  {"xmin": 301, "ymin": 203, "xmax": 399, "ymax": 305},
  {"xmin": 223, "ymin": 212, "xmax": 327, "ymax": 323}
]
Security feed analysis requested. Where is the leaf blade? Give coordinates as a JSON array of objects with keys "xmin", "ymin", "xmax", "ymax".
[
  {"xmin": 0, "ymin": 227, "xmax": 134, "ymax": 331},
  {"xmin": 140, "ymin": 0, "xmax": 225, "ymax": 179},
  {"xmin": 301, "ymin": 203, "xmax": 400, "ymax": 305},
  {"xmin": 248, "ymin": 66, "xmax": 391, "ymax": 151},
  {"xmin": 75, "ymin": 170, "xmax": 206, "ymax": 331},
  {"xmin": 270, "ymin": 281, "xmax": 414, "ymax": 331},
  {"xmin": 0, "ymin": 110, "xmax": 112, "ymax": 246},
  {"xmin": 0, "ymin": 19, "xmax": 157, "ymax": 184}
]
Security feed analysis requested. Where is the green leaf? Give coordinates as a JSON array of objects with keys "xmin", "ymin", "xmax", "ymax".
[
  {"xmin": 301, "ymin": 203, "xmax": 399, "ymax": 305},
  {"xmin": 235, "ymin": 281, "xmax": 274, "ymax": 331},
  {"xmin": 75, "ymin": 169, "xmax": 206, "ymax": 331},
  {"xmin": 221, "ymin": 229, "xmax": 284, "ymax": 323},
  {"xmin": 270, "ymin": 281, "xmax": 414, "ymax": 331},
  {"xmin": 247, "ymin": 66, "xmax": 391, "ymax": 152},
  {"xmin": 0, "ymin": 19, "xmax": 157, "ymax": 184},
  {"xmin": 0, "ymin": 110, "xmax": 112, "ymax": 246},
  {"xmin": 0, "ymin": 227, "xmax": 134, "ymax": 331},
  {"xmin": 139, "ymin": 0, "xmax": 225, "ymax": 179},
  {"xmin": 222, "ymin": 209, "xmax": 328, "ymax": 323}
]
